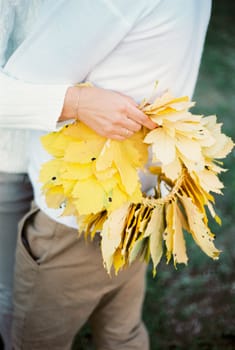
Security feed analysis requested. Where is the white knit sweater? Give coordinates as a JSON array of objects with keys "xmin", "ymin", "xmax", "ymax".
[{"xmin": 0, "ymin": 0, "xmax": 68, "ymax": 173}]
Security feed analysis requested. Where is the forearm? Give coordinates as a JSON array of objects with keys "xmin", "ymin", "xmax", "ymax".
[{"xmin": 0, "ymin": 71, "xmax": 69, "ymax": 131}]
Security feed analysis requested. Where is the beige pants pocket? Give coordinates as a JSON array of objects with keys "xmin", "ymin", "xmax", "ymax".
[{"xmin": 18, "ymin": 206, "xmax": 58, "ymax": 267}]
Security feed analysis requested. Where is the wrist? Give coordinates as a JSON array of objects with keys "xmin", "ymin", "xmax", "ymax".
[{"xmin": 59, "ymin": 86, "xmax": 81, "ymax": 122}]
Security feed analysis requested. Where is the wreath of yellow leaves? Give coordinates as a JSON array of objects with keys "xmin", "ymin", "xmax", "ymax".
[{"xmin": 39, "ymin": 85, "xmax": 234, "ymax": 275}]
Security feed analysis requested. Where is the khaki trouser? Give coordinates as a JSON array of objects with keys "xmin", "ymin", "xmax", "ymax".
[{"xmin": 12, "ymin": 206, "xmax": 149, "ymax": 350}]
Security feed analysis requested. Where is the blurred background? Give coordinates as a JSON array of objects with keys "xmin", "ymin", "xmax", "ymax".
[
  {"xmin": 144, "ymin": 1, "xmax": 235, "ymax": 349},
  {"xmin": 74, "ymin": 1, "xmax": 235, "ymax": 349}
]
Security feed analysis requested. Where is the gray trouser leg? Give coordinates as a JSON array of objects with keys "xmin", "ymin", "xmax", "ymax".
[{"xmin": 0, "ymin": 172, "xmax": 33, "ymax": 350}]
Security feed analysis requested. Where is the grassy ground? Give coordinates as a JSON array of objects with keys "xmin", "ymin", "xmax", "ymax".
[{"xmin": 73, "ymin": 1, "xmax": 235, "ymax": 349}]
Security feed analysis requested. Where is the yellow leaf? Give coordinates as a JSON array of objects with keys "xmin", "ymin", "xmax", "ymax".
[
  {"xmin": 95, "ymin": 139, "xmax": 114, "ymax": 171},
  {"xmin": 113, "ymin": 248, "xmax": 126, "ymax": 275},
  {"xmin": 180, "ymin": 196, "xmax": 221, "ymax": 259},
  {"xmin": 64, "ymin": 139, "xmax": 104, "ymax": 163},
  {"xmin": 61, "ymin": 200, "xmax": 77, "ymax": 217},
  {"xmin": 101, "ymin": 203, "xmax": 130, "ymax": 274},
  {"xmin": 79, "ymin": 211, "xmax": 106, "ymax": 239},
  {"xmin": 89, "ymin": 213, "xmax": 107, "ymax": 240},
  {"xmin": 94, "ymin": 167, "xmax": 117, "ymax": 181},
  {"xmin": 62, "ymin": 179, "xmax": 77, "ymax": 196},
  {"xmin": 64, "ymin": 120, "xmax": 105, "ymax": 141},
  {"xmin": 207, "ymin": 201, "xmax": 222, "ymax": 225},
  {"xmin": 146, "ymin": 204, "xmax": 165, "ymax": 275},
  {"xmin": 144, "ymin": 127, "xmax": 176, "ymax": 165},
  {"xmin": 162, "ymin": 157, "xmax": 182, "ymax": 181},
  {"xmin": 127, "ymin": 205, "xmax": 149, "ymax": 253},
  {"xmin": 176, "ymin": 134, "xmax": 202, "ymax": 162},
  {"xmin": 121, "ymin": 137, "xmax": 148, "ymax": 167},
  {"xmin": 61, "ymin": 162, "xmax": 93, "ymax": 180},
  {"xmin": 121, "ymin": 206, "xmax": 142, "ymax": 254},
  {"xmin": 113, "ymin": 144, "xmax": 140, "ymax": 195},
  {"xmin": 163, "ymin": 202, "xmax": 174, "ymax": 263},
  {"xmin": 129, "ymin": 239, "xmax": 146, "ymax": 264},
  {"xmin": 197, "ymin": 169, "xmax": 224, "ymax": 194},
  {"xmin": 204, "ymin": 134, "xmax": 234, "ymax": 159},
  {"xmin": 172, "ymin": 202, "xmax": 188, "ymax": 266},
  {"xmin": 106, "ymin": 185, "xmax": 128, "ymax": 213},
  {"xmin": 44, "ymin": 185, "xmax": 65, "ymax": 209},
  {"xmin": 39, "ymin": 159, "xmax": 62, "ymax": 184},
  {"xmin": 72, "ymin": 177, "xmax": 105, "ymax": 214},
  {"xmin": 41, "ymin": 131, "xmax": 71, "ymax": 157}
]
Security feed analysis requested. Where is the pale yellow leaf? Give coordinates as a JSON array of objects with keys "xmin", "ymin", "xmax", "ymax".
[
  {"xmin": 172, "ymin": 202, "xmax": 188, "ymax": 266},
  {"xmin": 162, "ymin": 157, "xmax": 182, "ymax": 181},
  {"xmin": 180, "ymin": 196, "xmax": 221, "ymax": 259},
  {"xmin": 176, "ymin": 134, "xmax": 202, "ymax": 162},
  {"xmin": 129, "ymin": 239, "xmax": 145, "ymax": 264},
  {"xmin": 44, "ymin": 185, "xmax": 65, "ymax": 209},
  {"xmin": 163, "ymin": 202, "xmax": 174, "ymax": 263},
  {"xmin": 197, "ymin": 169, "xmax": 224, "ymax": 194},
  {"xmin": 101, "ymin": 203, "xmax": 130, "ymax": 274},
  {"xmin": 144, "ymin": 128, "xmax": 176, "ymax": 165},
  {"xmin": 146, "ymin": 204, "xmax": 165, "ymax": 274}
]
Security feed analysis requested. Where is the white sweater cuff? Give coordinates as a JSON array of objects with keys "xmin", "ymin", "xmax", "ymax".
[{"xmin": 0, "ymin": 71, "xmax": 69, "ymax": 131}]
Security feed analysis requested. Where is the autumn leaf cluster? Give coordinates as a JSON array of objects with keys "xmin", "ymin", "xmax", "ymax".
[{"xmin": 39, "ymin": 89, "xmax": 234, "ymax": 275}]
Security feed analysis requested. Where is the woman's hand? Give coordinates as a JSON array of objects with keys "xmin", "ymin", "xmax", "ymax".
[{"xmin": 59, "ymin": 85, "xmax": 156, "ymax": 140}]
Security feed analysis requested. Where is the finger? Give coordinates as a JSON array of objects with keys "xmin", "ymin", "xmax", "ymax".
[
  {"xmin": 120, "ymin": 117, "xmax": 142, "ymax": 132},
  {"xmin": 110, "ymin": 128, "xmax": 134, "ymax": 140},
  {"xmin": 127, "ymin": 104, "xmax": 156, "ymax": 129},
  {"xmin": 121, "ymin": 128, "xmax": 134, "ymax": 138},
  {"xmin": 109, "ymin": 134, "xmax": 126, "ymax": 141}
]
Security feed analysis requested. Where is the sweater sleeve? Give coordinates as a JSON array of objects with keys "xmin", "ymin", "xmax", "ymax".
[{"xmin": 0, "ymin": 70, "xmax": 69, "ymax": 131}]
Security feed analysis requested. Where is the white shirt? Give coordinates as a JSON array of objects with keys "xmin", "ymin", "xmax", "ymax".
[{"xmin": 1, "ymin": 0, "xmax": 211, "ymax": 228}]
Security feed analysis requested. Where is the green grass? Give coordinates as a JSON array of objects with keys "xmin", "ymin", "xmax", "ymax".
[{"xmin": 73, "ymin": 1, "xmax": 235, "ymax": 349}]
